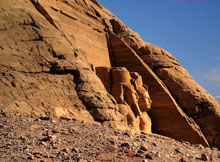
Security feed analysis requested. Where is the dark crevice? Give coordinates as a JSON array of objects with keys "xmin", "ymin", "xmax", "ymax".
[
  {"xmin": 0, "ymin": 63, "xmax": 75, "ymax": 76},
  {"xmin": 61, "ymin": 34, "xmax": 73, "ymax": 46},
  {"xmin": 60, "ymin": 10, "xmax": 77, "ymax": 21},
  {"xmin": 29, "ymin": 0, "xmax": 58, "ymax": 29},
  {"xmin": 92, "ymin": 28, "xmax": 102, "ymax": 33},
  {"xmin": 90, "ymin": 6, "xmax": 101, "ymax": 17},
  {"xmin": 20, "ymin": 13, "xmax": 41, "ymax": 29},
  {"xmin": 106, "ymin": 33, "xmax": 115, "ymax": 67},
  {"xmin": 90, "ymin": 0, "xmax": 103, "ymax": 9},
  {"xmin": 86, "ymin": 12, "xmax": 99, "ymax": 20},
  {"xmin": 21, "ymin": 37, "xmax": 43, "ymax": 42},
  {"xmin": 93, "ymin": 119, "xmax": 105, "ymax": 122},
  {"xmin": 152, "ymin": 65, "xmax": 173, "ymax": 73},
  {"xmin": 82, "ymin": 0, "xmax": 88, "ymax": 7},
  {"xmin": 29, "ymin": 15, "xmax": 40, "ymax": 29},
  {"xmin": 109, "ymin": 19, "xmax": 125, "ymax": 35},
  {"xmin": 50, "ymin": 49, "xmax": 65, "ymax": 60}
]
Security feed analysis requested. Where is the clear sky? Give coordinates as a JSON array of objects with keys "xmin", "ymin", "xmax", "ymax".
[{"xmin": 98, "ymin": 0, "xmax": 220, "ymax": 104}]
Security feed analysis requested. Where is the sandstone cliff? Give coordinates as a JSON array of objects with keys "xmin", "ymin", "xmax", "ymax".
[{"xmin": 0, "ymin": 0, "xmax": 220, "ymax": 148}]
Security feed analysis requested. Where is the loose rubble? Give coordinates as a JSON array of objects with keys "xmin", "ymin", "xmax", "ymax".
[{"xmin": 0, "ymin": 114, "xmax": 220, "ymax": 162}]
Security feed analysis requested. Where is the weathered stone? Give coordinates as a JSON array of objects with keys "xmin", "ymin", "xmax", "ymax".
[
  {"xmin": 145, "ymin": 153, "xmax": 153, "ymax": 160},
  {"xmin": 107, "ymin": 13, "xmax": 220, "ymax": 148},
  {"xmin": 0, "ymin": 0, "xmax": 123, "ymax": 126},
  {"xmin": 201, "ymin": 153, "xmax": 208, "ymax": 161},
  {"xmin": 108, "ymin": 33, "xmax": 209, "ymax": 146},
  {"xmin": 121, "ymin": 142, "xmax": 130, "ymax": 148},
  {"xmin": 180, "ymin": 157, "xmax": 189, "ymax": 162},
  {"xmin": 140, "ymin": 144, "xmax": 148, "ymax": 152},
  {"xmin": 95, "ymin": 67, "xmax": 112, "ymax": 93}
]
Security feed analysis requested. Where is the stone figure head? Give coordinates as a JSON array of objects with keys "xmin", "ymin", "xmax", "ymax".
[
  {"xmin": 111, "ymin": 67, "xmax": 132, "ymax": 84},
  {"xmin": 130, "ymin": 72, "xmax": 152, "ymax": 111}
]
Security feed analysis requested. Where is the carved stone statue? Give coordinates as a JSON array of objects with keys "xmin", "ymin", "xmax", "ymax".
[
  {"xmin": 111, "ymin": 67, "xmax": 142, "ymax": 132},
  {"xmin": 130, "ymin": 72, "xmax": 152, "ymax": 134},
  {"xmin": 111, "ymin": 68, "xmax": 142, "ymax": 116},
  {"xmin": 117, "ymin": 103, "xmax": 140, "ymax": 132},
  {"xmin": 96, "ymin": 66, "xmax": 152, "ymax": 134}
]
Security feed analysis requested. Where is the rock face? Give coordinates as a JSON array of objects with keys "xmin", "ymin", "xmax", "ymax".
[
  {"xmin": 107, "ymin": 33, "xmax": 208, "ymax": 146},
  {"xmin": 107, "ymin": 20, "xmax": 220, "ymax": 147},
  {"xmin": 0, "ymin": 0, "xmax": 123, "ymax": 127},
  {"xmin": 0, "ymin": 0, "xmax": 220, "ymax": 148}
]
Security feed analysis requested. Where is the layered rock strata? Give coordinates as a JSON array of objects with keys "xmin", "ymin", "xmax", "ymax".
[{"xmin": 0, "ymin": 0, "xmax": 124, "ymax": 127}]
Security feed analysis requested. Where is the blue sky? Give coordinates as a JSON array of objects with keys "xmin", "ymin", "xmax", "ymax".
[{"xmin": 98, "ymin": 0, "xmax": 220, "ymax": 104}]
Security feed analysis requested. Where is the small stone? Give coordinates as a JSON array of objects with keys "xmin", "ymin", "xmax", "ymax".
[
  {"xmin": 63, "ymin": 148, "xmax": 71, "ymax": 153},
  {"xmin": 211, "ymin": 147, "xmax": 218, "ymax": 151},
  {"xmin": 143, "ymin": 138, "xmax": 148, "ymax": 142},
  {"xmin": 140, "ymin": 135, "xmax": 147, "ymax": 139},
  {"xmin": 27, "ymin": 156, "xmax": 34, "ymax": 160},
  {"xmin": 145, "ymin": 153, "xmax": 153, "ymax": 160},
  {"xmin": 195, "ymin": 144, "xmax": 204, "ymax": 149},
  {"xmin": 166, "ymin": 154, "xmax": 170, "ymax": 158},
  {"xmin": 108, "ymin": 136, "xmax": 118, "ymax": 145},
  {"xmin": 51, "ymin": 120, "xmax": 57, "ymax": 123},
  {"xmin": 175, "ymin": 149, "xmax": 182, "ymax": 154},
  {"xmin": 121, "ymin": 142, "xmax": 130, "ymax": 147},
  {"xmin": 124, "ymin": 130, "xmax": 131, "ymax": 137},
  {"xmin": 79, "ymin": 159, "xmax": 87, "ymax": 162},
  {"xmin": 180, "ymin": 157, "xmax": 188, "ymax": 162},
  {"xmin": 152, "ymin": 142, "xmax": 157, "ymax": 146},
  {"xmin": 48, "ymin": 135, "xmax": 56, "ymax": 141},
  {"xmin": 140, "ymin": 144, "xmax": 148, "ymax": 151},
  {"xmin": 41, "ymin": 142, "xmax": 47, "ymax": 146},
  {"xmin": 72, "ymin": 147, "xmax": 80, "ymax": 153},
  {"xmin": 143, "ymin": 160, "xmax": 149, "ymax": 162},
  {"xmin": 201, "ymin": 154, "xmax": 208, "ymax": 161},
  {"xmin": 155, "ymin": 152, "xmax": 161, "ymax": 157},
  {"xmin": 137, "ymin": 149, "xmax": 146, "ymax": 154},
  {"xmin": 47, "ymin": 130, "xmax": 53, "ymax": 136},
  {"xmin": 105, "ymin": 145, "xmax": 117, "ymax": 152}
]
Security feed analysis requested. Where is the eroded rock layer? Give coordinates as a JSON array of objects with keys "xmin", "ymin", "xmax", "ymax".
[
  {"xmin": 0, "ymin": 0, "xmax": 124, "ymax": 127},
  {"xmin": 0, "ymin": 0, "xmax": 220, "ymax": 148}
]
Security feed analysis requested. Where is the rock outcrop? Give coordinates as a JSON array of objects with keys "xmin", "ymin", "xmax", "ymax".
[
  {"xmin": 0, "ymin": 0, "xmax": 124, "ymax": 127},
  {"xmin": 0, "ymin": 0, "xmax": 220, "ymax": 148},
  {"xmin": 107, "ymin": 19, "xmax": 220, "ymax": 147}
]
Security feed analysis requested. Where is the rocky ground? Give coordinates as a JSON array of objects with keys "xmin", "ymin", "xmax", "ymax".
[{"xmin": 0, "ymin": 113, "xmax": 220, "ymax": 162}]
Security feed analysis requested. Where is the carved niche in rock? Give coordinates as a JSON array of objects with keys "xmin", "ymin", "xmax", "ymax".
[{"xmin": 96, "ymin": 66, "xmax": 152, "ymax": 134}]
